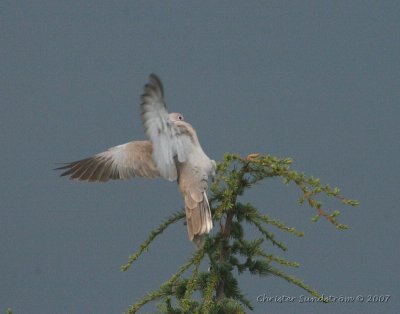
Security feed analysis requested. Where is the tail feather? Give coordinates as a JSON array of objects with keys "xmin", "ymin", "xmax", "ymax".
[{"xmin": 185, "ymin": 191, "xmax": 213, "ymax": 248}]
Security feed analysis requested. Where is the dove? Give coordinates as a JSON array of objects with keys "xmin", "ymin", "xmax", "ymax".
[{"xmin": 56, "ymin": 74, "xmax": 216, "ymax": 247}]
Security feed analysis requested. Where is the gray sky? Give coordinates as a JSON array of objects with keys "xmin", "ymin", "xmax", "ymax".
[{"xmin": 1, "ymin": 1, "xmax": 399, "ymax": 313}]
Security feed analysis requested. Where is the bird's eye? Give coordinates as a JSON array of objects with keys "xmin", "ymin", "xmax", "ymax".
[{"xmin": 178, "ymin": 115, "xmax": 183, "ymax": 120}]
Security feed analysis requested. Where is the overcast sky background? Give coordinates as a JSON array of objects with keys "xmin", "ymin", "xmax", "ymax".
[{"xmin": 1, "ymin": 1, "xmax": 399, "ymax": 313}]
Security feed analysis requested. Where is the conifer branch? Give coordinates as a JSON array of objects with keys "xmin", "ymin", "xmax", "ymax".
[
  {"xmin": 180, "ymin": 247, "xmax": 205, "ymax": 311},
  {"xmin": 126, "ymin": 283, "xmax": 173, "ymax": 314},
  {"xmin": 121, "ymin": 210, "xmax": 185, "ymax": 271},
  {"xmin": 202, "ymin": 268, "xmax": 220, "ymax": 312},
  {"xmin": 248, "ymin": 219, "xmax": 288, "ymax": 251},
  {"xmin": 260, "ymin": 253, "xmax": 300, "ymax": 268},
  {"xmin": 123, "ymin": 153, "xmax": 359, "ymax": 312},
  {"xmin": 269, "ymin": 267, "xmax": 324, "ymax": 300},
  {"xmin": 226, "ymin": 153, "xmax": 358, "ymax": 228},
  {"xmin": 127, "ymin": 248, "xmax": 205, "ymax": 313}
]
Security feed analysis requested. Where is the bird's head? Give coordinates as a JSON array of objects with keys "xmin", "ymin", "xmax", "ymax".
[{"xmin": 169, "ymin": 112, "xmax": 185, "ymax": 122}]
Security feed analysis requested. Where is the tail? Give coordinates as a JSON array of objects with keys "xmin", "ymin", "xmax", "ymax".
[{"xmin": 184, "ymin": 191, "xmax": 213, "ymax": 248}]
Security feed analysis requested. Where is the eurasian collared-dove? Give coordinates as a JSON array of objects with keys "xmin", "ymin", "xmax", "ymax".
[{"xmin": 56, "ymin": 74, "xmax": 216, "ymax": 247}]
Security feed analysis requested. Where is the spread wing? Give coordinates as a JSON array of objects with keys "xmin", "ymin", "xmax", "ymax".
[
  {"xmin": 140, "ymin": 74, "xmax": 190, "ymax": 181},
  {"xmin": 55, "ymin": 141, "xmax": 159, "ymax": 181}
]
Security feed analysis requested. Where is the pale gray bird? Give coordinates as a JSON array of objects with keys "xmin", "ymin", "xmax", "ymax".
[{"xmin": 56, "ymin": 74, "xmax": 216, "ymax": 247}]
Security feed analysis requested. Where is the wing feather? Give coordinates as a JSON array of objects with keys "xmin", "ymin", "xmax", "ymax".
[
  {"xmin": 55, "ymin": 141, "xmax": 159, "ymax": 181},
  {"xmin": 140, "ymin": 73, "xmax": 190, "ymax": 181}
]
